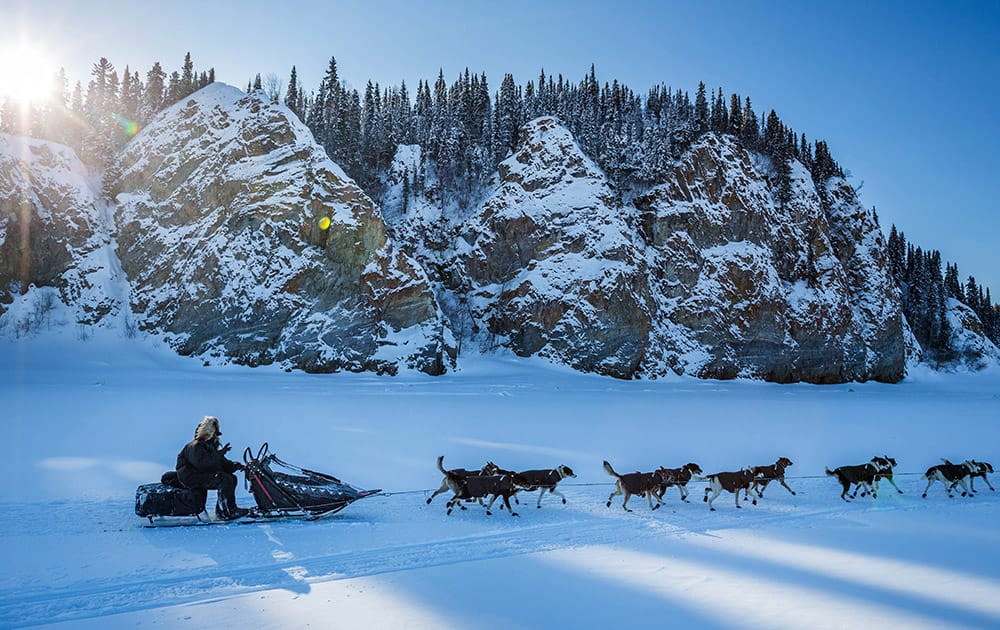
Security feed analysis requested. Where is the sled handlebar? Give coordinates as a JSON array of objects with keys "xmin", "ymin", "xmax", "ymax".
[{"xmin": 243, "ymin": 442, "xmax": 271, "ymax": 465}]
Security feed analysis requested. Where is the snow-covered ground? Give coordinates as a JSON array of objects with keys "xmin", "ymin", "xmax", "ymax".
[{"xmin": 2, "ymin": 334, "xmax": 1000, "ymax": 628}]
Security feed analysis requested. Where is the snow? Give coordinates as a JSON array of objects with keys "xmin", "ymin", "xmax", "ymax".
[{"xmin": 2, "ymin": 334, "xmax": 1000, "ymax": 628}]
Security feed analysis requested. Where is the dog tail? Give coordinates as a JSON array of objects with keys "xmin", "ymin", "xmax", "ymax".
[
  {"xmin": 603, "ymin": 460, "xmax": 621, "ymax": 480},
  {"xmin": 941, "ymin": 457, "xmax": 953, "ymax": 466},
  {"xmin": 825, "ymin": 467, "xmax": 836, "ymax": 477},
  {"xmin": 437, "ymin": 455, "xmax": 447, "ymax": 475}
]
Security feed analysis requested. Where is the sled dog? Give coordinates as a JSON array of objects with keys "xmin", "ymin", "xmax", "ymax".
[
  {"xmin": 749, "ymin": 457, "xmax": 796, "ymax": 498},
  {"xmin": 652, "ymin": 463, "xmax": 703, "ymax": 503},
  {"xmin": 922, "ymin": 459, "xmax": 974, "ymax": 498},
  {"xmin": 438, "ymin": 457, "xmax": 529, "ymax": 517},
  {"xmin": 603, "ymin": 461, "xmax": 664, "ymax": 512},
  {"xmin": 700, "ymin": 468, "xmax": 760, "ymax": 511},
  {"xmin": 427, "ymin": 456, "xmax": 497, "ymax": 505},
  {"xmin": 490, "ymin": 463, "xmax": 577, "ymax": 509}
]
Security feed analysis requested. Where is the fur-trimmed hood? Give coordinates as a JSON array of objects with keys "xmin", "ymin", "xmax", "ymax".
[{"xmin": 194, "ymin": 416, "xmax": 221, "ymax": 441}]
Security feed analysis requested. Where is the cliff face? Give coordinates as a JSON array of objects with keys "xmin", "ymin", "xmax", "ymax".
[
  {"xmin": 112, "ymin": 84, "xmax": 452, "ymax": 374},
  {"xmin": 633, "ymin": 133, "xmax": 904, "ymax": 382},
  {"xmin": 457, "ymin": 118, "xmax": 653, "ymax": 378},
  {"xmin": 4, "ymin": 87, "xmax": 995, "ymax": 381},
  {"xmin": 376, "ymin": 125, "xmax": 915, "ymax": 382},
  {"xmin": 0, "ymin": 134, "xmax": 124, "ymax": 335}
]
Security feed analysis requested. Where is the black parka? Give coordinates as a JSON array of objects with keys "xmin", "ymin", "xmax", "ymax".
[{"xmin": 176, "ymin": 438, "xmax": 240, "ymax": 483}]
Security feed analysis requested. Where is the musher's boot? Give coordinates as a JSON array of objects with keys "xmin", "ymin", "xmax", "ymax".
[
  {"xmin": 225, "ymin": 506, "xmax": 250, "ymax": 520},
  {"xmin": 216, "ymin": 505, "xmax": 250, "ymax": 520}
]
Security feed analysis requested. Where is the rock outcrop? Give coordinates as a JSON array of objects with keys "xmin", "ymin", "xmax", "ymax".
[
  {"xmin": 634, "ymin": 133, "xmax": 904, "ymax": 382},
  {"xmin": 387, "ymin": 126, "xmax": 916, "ymax": 382},
  {"xmin": 0, "ymin": 134, "xmax": 123, "ymax": 335},
  {"xmin": 5, "ymin": 87, "xmax": 995, "ymax": 381},
  {"xmin": 458, "ymin": 118, "xmax": 652, "ymax": 378},
  {"xmin": 113, "ymin": 84, "xmax": 451, "ymax": 374}
]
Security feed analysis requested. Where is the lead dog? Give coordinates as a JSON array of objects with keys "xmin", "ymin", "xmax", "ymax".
[
  {"xmin": 700, "ymin": 469, "xmax": 760, "ymax": 511},
  {"xmin": 961, "ymin": 459, "xmax": 996, "ymax": 493},
  {"xmin": 749, "ymin": 457, "xmax": 795, "ymax": 498},
  {"xmin": 490, "ymin": 463, "xmax": 577, "ymax": 509},
  {"xmin": 604, "ymin": 461, "xmax": 664, "ymax": 512},
  {"xmin": 652, "ymin": 463, "xmax": 703, "ymax": 503},
  {"xmin": 922, "ymin": 459, "xmax": 974, "ymax": 498},
  {"xmin": 427, "ymin": 456, "xmax": 497, "ymax": 505}
]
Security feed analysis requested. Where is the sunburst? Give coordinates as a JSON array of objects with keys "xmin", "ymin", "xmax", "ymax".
[{"xmin": 0, "ymin": 41, "xmax": 56, "ymax": 104}]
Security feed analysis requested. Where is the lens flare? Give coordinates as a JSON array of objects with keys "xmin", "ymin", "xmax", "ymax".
[{"xmin": 110, "ymin": 113, "xmax": 140, "ymax": 137}]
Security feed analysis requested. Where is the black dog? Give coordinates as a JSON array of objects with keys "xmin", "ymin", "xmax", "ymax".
[
  {"xmin": 963, "ymin": 460, "xmax": 996, "ymax": 493},
  {"xmin": 826, "ymin": 460, "xmax": 879, "ymax": 501},
  {"xmin": 922, "ymin": 459, "xmax": 974, "ymax": 498}
]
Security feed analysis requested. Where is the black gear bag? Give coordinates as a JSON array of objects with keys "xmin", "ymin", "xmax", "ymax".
[{"xmin": 135, "ymin": 482, "xmax": 208, "ymax": 519}]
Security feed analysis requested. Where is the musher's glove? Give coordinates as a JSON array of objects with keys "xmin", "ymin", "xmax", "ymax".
[{"xmin": 219, "ymin": 442, "xmax": 232, "ymax": 455}]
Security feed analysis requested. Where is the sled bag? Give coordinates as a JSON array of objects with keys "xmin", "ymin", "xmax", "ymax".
[{"xmin": 135, "ymin": 483, "xmax": 208, "ymax": 518}]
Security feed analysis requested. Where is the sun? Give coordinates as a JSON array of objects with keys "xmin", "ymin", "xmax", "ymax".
[{"xmin": 0, "ymin": 41, "xmax": 56, "ymax": 104}]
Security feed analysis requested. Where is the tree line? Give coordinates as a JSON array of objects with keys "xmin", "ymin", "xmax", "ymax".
[
  {"xmin": 0, "ymin": 52, "xmax": 213, "ymax": 166},
  {"xmin": 887, "ymin": 226, "xmax": 1000, "ymax": 360}
]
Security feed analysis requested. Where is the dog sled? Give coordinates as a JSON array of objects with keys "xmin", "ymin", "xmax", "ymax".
[
  {"xmin": 242, "ymin": 442, "xmax": 381, "ymax": 518},
  {"xmin": 136, "ymin": 443, "xmax": 381, "ymax": 526}
]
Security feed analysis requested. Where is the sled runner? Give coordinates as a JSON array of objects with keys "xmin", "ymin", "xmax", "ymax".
[{"xmin": 242, "ymin": 442, "xmax": 381, "ymax": 519}]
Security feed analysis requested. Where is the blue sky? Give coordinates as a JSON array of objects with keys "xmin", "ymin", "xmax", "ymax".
[{"xmin": 3, "ymin": 0, "xmax": 998, "ymax": 293}]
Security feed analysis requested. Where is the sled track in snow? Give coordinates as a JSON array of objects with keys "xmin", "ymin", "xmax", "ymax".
[
  {"xmin": 1, "ymin": 518, "xmax": 633, "ymax": 625},
  {"xmin": 1, "ymin": 480, "xmax": 993, "ymax": 627}
]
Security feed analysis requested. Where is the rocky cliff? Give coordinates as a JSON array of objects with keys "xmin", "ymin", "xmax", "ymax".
[
  {"xmin": 0, "ymin": 134, "xmax": 125, "ymax": 336},
  {"xmin": 3, "ymin": 86, "xmax": 996, "ymax": 381},
  {"xmin": 632, "ymin": 133, "xmax": 904, "ymax": 382},
  {"xmin": 383, "ymin": 123, "xmax": 944, "ymax": 382},
  {"xmin": 112, "ymin": 84, "xmax": 451, "ymax": 374}
]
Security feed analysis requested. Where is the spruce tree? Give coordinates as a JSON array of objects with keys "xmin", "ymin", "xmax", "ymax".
[
  {"xmin": 284, "ymin": 66, "xmax": 300, "ymax": 118},
  {"xmin": 181, "ymin": 52, "xmax": 194, "ymax": 96},
  {"xmin": 694, "ymin": 81, "xmax": 708, "ymax": 133}
]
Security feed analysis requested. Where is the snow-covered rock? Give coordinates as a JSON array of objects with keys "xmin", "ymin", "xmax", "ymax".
[
  {"xmin": 633, "ymin": 134, "xmax": 905, "ymax": 381},
  {"xmin": 5, "ymin": 97, "xmax": 995, "ymax": 382},
  {"xmin": 113, "ymin": 84, "xmax": 452, "ymax": 374},
  {"xmin": 458, "ymin": 118, "xmax": 653, "ymax": 378},
  {"xmin": 941, "ymin": 298, "xmax": 1000, "ymax": 370},
  {"xmin": 0, "ymin": 134, "xmax": 127, "ymax": 336}
]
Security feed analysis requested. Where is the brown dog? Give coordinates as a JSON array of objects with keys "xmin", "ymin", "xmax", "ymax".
[
  {"xmin": 427, "ymin": 456, "xmax": 498, "ymax": 505},
  {"xmin": 489, "ymin": 462, "xmax": 577, "ymax": 509},
  {"xmin": 653, "ymin": 463, "xmax": 703, "ymax": 503},
  {"xmin": 438, "ymin": 457, "xmax": 529, "ymax": 517},
  {"xmin": 604, "ymin": 461, "xmax": 664, "ymax": 512},
  {"xmin": 749, "ymin": 457, "xmax": 795, "ymax": 498},
  {"xmin": 701, "ymin": 469, "xmax": 760, "ymax": 511}
]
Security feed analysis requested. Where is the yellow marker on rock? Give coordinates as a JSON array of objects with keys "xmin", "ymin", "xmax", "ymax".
[{"xmin": 318, "ymin": 216, "xmax": 331, "ymax": 230}]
